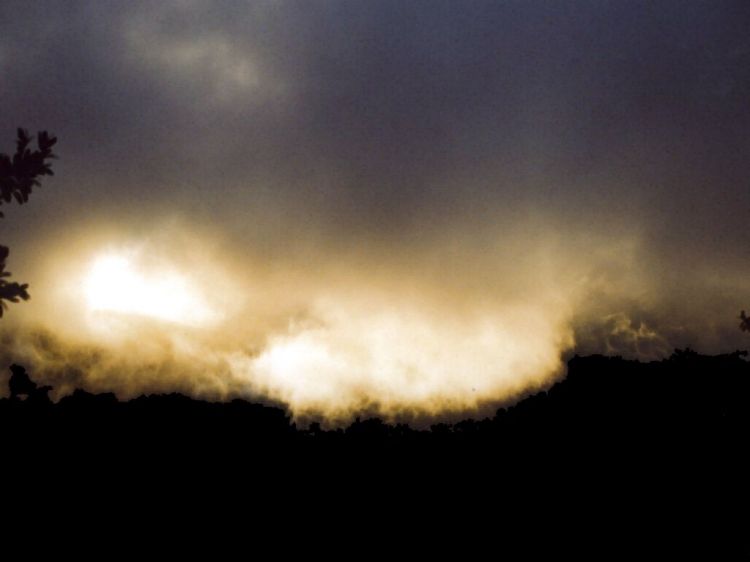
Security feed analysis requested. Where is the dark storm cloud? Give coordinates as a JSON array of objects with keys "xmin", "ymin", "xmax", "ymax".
[
  {"xmin": 0, "ymin": 2, "xmax": 745, "ymax": 217},
  {"xmin": 2, "ymin": 0, "xmax": 750, "ymax": 366}
]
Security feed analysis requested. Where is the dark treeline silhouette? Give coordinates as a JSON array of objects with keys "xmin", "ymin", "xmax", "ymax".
[
  {"xmin": 3, "ymin": 350, "xmax": 748, "ymax": 555},
  {"xmin": 0, "ymin": 128, "xmax": 57, "ymax": 316},
  {"xmin": 3, "ymin": 349, "xmax": 749, "ymax": 460}
]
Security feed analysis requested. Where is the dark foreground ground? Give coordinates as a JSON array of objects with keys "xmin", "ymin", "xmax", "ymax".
[{"xmin": 2, "ymin": 349, "xmax": 748, "ymax": 555}]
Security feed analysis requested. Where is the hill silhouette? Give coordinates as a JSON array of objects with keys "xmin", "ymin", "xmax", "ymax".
[
  {"xmin": 2, "ymin": 351, "xmax": 748, "ymax": 556},
  {"xmin": 2, "ymin": 350, "xmax": 748, "ymax": 463},
  {"xmin": 3, "ymin": 349, "xmax": 750, "ymax": 489},
  {"xmin": 4, "ymin": 349, "xmax": 749, "ymax": 449}
]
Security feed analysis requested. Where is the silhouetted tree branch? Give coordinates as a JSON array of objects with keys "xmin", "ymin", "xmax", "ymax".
[
  {"xmin": 0, "ymin": 128, "xmax": 57, "ymax": 317},
  {"xmin": 0, "ymin": 246, "xmax": 30, "ymax": 317},
  {"xmin": 740, "ymin": 310, "xmax": 750, "ymax": 332}
]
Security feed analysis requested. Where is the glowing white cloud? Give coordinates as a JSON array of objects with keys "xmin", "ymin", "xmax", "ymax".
[
  {"xmin": 84, "ymin": 254, "xmax": 218, "ymax": 327},
  {"xmin": 230, "ymin": 295, "xmax": 574, "ymax": 418}
]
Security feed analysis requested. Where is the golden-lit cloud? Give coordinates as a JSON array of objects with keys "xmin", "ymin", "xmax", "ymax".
[
  {"xmin": 2, "ymin": 206, "xmax": 748, "ymax": 424},
  {"xmin": 230, "ymin": 290, "xmax": 573, "ymax": 419},
  {"xmin": 0, "ymin": 219, "xmax": 579, "ymax": 421},
  {"xmin": 84, "ymin": 253, "xmax": 221, "ymax": 326}
]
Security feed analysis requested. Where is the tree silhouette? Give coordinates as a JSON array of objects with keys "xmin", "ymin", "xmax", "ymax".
[
  {"xmin": 0, "ymin": 128, "xmax": 57, "ymax": 317},
  {"xmin": 740, "ymin": 310, "xmax": 750, "ymax": 332}
]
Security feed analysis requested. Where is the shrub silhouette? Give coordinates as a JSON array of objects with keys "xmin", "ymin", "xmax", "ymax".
[
  {"xmin": 8, "ymin": 364, "xmax": 51, "ymax": 403},
  {"xmin": 0, "ymin": 128, "xmax": 57, "ymax": 316}
]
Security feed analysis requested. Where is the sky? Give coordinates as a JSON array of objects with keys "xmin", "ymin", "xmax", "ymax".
[{"xmin": 1, "ymin": 1, "xmax": 750, "ymax": 422}]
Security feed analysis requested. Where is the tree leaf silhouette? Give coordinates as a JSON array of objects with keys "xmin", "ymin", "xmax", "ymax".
[{"xmin": 0, "ymin": 128, "xmax": 57, "ymax": 316}]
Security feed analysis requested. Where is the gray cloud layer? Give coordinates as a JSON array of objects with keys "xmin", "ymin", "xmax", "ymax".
[{"xmin": 3, "ymin": 3, "xmax": 749, "ymax": 216}]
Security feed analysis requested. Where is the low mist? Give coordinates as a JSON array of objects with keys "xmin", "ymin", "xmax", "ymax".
[{"xmin": 2, "ymin": 213, "xmax": 746, "ymax": 424}]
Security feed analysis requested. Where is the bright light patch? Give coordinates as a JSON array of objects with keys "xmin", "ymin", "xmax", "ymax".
[
  {"xmin": 84, "ymin": 254, "xmax": 215, "ymax": 326},
  {"xmin": 233, "ymin": 298, "xmax": 573, "ymax": 418}
]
